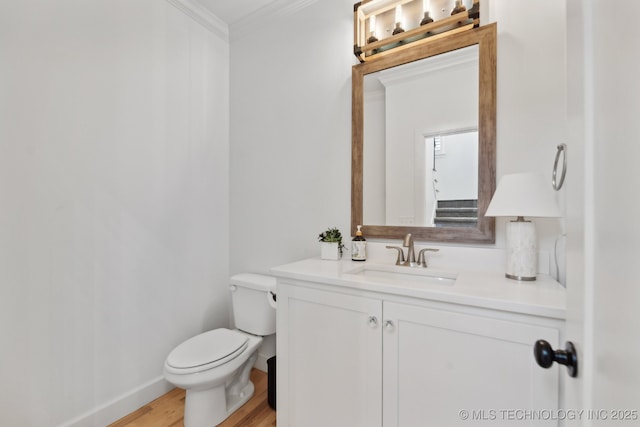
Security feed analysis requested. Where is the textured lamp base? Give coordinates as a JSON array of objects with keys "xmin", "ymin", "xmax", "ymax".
[{"xmin": 505, "ymin": 219, "xmax": 537, "ymax": 281}]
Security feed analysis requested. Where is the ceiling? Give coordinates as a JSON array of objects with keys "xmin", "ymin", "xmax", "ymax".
[{"xmin": 195, "ymin": 0, "xmax": 281, "ymax": 25}]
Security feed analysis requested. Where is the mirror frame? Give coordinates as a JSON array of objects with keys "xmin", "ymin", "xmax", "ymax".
[{"xmin": 352, "ymin": 23, "xmax": 497, "ymax": 243}]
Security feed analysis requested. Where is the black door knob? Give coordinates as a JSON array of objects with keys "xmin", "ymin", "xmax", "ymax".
[{"xmin": 533, "ymin": 340, "xmax": 578, "ymax": 378}]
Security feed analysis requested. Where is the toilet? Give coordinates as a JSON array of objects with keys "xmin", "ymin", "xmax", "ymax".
[{"xmin": 164, "ymin": 273, "xmax": 276, "ymax": 427}]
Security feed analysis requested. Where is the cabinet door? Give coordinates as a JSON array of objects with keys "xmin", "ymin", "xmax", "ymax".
[
  {"xmin": 277, "ymin": 283, "xmax": 383, "ymax": 427},
  {"xmin": 383, "ymin": 302, "xmax": 560, "ymax": 427}
]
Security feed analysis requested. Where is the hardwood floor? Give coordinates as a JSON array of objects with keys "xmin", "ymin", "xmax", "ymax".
[{"xmin": 110, "ymin": 369, "xmax": 276, "ymax": 427}]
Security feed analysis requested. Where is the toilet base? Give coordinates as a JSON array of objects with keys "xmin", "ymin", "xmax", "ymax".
[
  {"xmin": 227, "ymin": 381, "xmax": 255, "ymax": 417},
  {"xmin": 184, "ymin": 381, "xmax": 255, "ymax": 427},
  {"xmin": 182, "ymin": 349, "xmax": 259, "ymax": 427}
]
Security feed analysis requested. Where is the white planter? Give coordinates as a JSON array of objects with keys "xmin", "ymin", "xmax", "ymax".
[{"xmin": 320, "ymin": 242, "xmax": 341, "ymax": 260}]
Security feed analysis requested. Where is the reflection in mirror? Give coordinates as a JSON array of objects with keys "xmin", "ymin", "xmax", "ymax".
[
  {"xmin": 425, "ymin": 130, "xmax": 478, "ymax": 227},
  {"xmin": 352, "ymin": 23, "xmax": 496, "ymax": 243},
  {"xmin": 362, "ymin": 46, "xmax": 479, "ymax": 227}
]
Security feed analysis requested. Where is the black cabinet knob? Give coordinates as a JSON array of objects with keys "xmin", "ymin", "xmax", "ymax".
[{"xmin": 533, "ymin": 340, "xmax": 578, "ymax": 378}]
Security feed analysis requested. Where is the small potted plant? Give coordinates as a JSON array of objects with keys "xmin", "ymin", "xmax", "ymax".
[{"xmin": 318, "ymin": 227, "xmax": 345, "ymax": 260}]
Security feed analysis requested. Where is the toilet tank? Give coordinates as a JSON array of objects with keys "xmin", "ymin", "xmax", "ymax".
[{"xmin": 230, "ymin": 273, "xmax": 276, "ymax": 336}]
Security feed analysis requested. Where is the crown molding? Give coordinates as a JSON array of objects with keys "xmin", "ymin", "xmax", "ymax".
[
  {"xmin": 166, "ymin": 0, "xmax": 229, "ymax": 41},
  {"xmin": 230, "ymin": 0, "xmax": 319, "ymax": 42}
]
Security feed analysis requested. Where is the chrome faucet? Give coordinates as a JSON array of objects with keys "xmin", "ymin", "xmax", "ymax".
[
  {"xmin": 386, "ymin": 233, "xmax": 439, "ymax": 268},
  {"xmin": 386, "ymin": 246, "xmax": 405, "ymax": 265},
  {"xmin": 417, "ymin": 248, "xmax": 439, "ymax": 268},
  {"xmin": 403, "ymin": 233, "xmax": 417, "ymax": 266}
]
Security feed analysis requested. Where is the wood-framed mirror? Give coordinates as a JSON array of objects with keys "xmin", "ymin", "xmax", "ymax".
[{"xmin": 352, "ymin": 23, "xmax": 496, "ymax": 243}]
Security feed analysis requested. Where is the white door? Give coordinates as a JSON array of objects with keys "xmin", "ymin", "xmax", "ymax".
[
  {"xmin": 277, "ymin": 283, "xmax": 383, "ymax": 427},
  {"xmin": 383, "ymin": 302, "xmax": 561, "ymax": 427},
  {"xmin": 564, "ymin": 0, "xmax": 640, "ymax": 422}
]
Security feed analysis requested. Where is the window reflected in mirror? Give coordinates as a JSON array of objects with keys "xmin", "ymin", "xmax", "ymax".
[{"xmin": 362, "ymin": 45, "xmax": 479, "ymax": 228}]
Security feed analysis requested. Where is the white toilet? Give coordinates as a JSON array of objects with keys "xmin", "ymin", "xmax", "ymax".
[{"xmin": 164, "ymin": 273, "xmax": 276, "ymax": 427}]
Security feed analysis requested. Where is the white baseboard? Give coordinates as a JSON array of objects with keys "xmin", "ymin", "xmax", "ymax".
[
  {"xmin": 57, "ymin": 376, "xmax": 174, "ymax": 427},
  {"xmin": 60, "ymin": 351, "xmax": 272, "ymax": 427}
]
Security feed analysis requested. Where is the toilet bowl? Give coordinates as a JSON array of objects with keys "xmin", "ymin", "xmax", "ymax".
[{"xmin": 163, "ymin": 274, "xmax": 276, "ymax": 427}]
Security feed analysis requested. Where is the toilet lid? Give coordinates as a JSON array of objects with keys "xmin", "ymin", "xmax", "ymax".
[{"xmin": 166, "ymin": 328, "xmax": 248, "ymax": 370}]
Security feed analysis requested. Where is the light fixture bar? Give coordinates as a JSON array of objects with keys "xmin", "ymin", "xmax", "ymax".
[
  {"xmin": 354, "ymin": 0, "xmax": 480, "ymax": 63},
  {"xmin": 358, "ymin": 0, "xmax": 415, "ymax": 18}
]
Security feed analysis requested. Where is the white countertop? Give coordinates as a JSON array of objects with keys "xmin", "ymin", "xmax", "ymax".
[{"xmin": 271, "ymin": 257, "xmax": 566, "ymax": 320}]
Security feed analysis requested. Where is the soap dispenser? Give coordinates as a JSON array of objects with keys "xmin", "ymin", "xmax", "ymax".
[{"xmin": 351, "ymin": 225, "xmax": 367, "ymax": 261}]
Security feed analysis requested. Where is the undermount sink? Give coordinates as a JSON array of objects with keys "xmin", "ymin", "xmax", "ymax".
[{"xmin": 343, "ymin": 264, "xmax": 457, "ymax": 286}]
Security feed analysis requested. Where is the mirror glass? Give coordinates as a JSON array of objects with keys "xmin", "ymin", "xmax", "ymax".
[
  {"xmin": 352, "ymin": 24, "xmax": 496, "ymax": 243},
  {"xmin": 362, "ymin": 45, "xmax": 479, "ymax": 227}
]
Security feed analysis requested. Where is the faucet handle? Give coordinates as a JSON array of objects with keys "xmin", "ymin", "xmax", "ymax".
[
  {"xmin": 386, "ymin": 246, "xmax": 405, "ymax": 265},
  {"xmin": 402, "ymin": 234, "xmax": 416, "ymax": 263},
  {"xmin": 417, "ymin": 248, "xmax": 439, "ymax": 268}
]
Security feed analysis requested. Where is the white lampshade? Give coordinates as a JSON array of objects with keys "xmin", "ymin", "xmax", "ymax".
[
  {"xmin": 485, "ymin": 173, "xmax": 562, "ymax": 218},
  {"xmin": 485, "ymin": 173, "xmax": 561, "ymax": 281}
]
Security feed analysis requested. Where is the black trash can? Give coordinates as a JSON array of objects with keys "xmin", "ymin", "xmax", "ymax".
[{"xmin": 267, "ymin": 356, "xmax": 276, "ymax": 410}]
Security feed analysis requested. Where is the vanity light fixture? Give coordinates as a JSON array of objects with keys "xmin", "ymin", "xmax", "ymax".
[
  {"xmin": 420, "ymin": 12, "xmax": 434, "ymax": 25},
  {"xmin": 368, "ymin": 15, "xmax": 379, "ymax": 43},
  {"xmin": 392, "ymin": 5, "xmax": 405, "ymax": 34},
  {"xmin": 420, "ymin": 0, "xmax": 434, "ymax": 25},
  {"xmin": 451, "ymin": 0, "xmax": 467, "ymax": 15},
  {"xmin": 353, "ymin": 0, "xmax": 480, "ymax": 62},
  {"xmin": 485, "ymin": 173, "xmax": 562, "ymax": 281}
]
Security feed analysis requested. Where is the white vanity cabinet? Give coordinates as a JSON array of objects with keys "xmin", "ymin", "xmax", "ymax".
[
  {"xmin": 274, "ymin": 260, "xmax": 566, "ymax": 427},
  {"xmin": 382, "ymin": 301, "xmax": 561, "ymax": 427},
  {"xmin": 276, "ymin": 283, "xmax": 383, "ymax": 427}
]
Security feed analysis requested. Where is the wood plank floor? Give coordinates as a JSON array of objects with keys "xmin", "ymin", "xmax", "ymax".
[{"xmin": 109, "ymin": 369, "xmax": 276, "ymax": 427}]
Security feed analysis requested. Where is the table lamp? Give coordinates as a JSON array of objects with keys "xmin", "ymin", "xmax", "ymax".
[{"xmin": 485, "ymin": 173, "xmax": 562, "ymax": 281}]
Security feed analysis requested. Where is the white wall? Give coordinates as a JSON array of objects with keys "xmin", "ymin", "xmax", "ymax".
[
  {"xmin": 230, "ymin": 0, "xmax": 566, "ymax": 275},
  {"xmin": 433, "ymin": 132, "xmax": 479, "ymax": 201},
  {"xmin": 0, "ymin": 1, "xmax": 230, "ymax": 425},
  {"xmin": 229, "ymin": 0, "xmax": 356, "ymax": 275},
  {"xmin": 488, "ymin": 0, "xmax": 566, "ymax": 277}
]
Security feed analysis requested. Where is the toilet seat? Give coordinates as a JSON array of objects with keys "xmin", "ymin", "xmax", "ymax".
[{"xmin": 166, "ymin": 328, "xmax": 248, "ymax": 374}]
